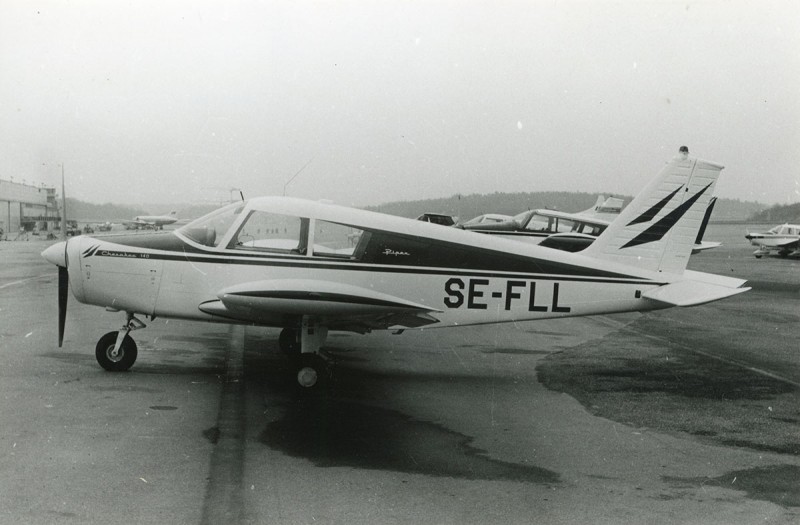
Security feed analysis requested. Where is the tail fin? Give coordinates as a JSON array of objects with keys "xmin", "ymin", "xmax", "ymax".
[
  {"xmin": 580, "ymin": 195, "xmax": 624, "ymax": 218},
  {"xmin": 582, "ymin": 147, "xmax": 723, "ymax": 274}
]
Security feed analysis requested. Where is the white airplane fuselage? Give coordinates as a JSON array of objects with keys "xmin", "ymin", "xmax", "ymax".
[{"xmin": 62, "ymin": 224, "xmax": 665, "ymax": 331}]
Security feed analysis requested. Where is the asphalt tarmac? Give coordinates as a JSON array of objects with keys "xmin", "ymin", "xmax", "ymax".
[{"xmin": 1, "ymin": 224, "xmax": 798, "ymax": 524}]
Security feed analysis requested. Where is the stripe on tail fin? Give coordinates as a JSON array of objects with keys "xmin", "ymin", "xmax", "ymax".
[
  {"xmin": 694, "ymin": 196, "xmax": 717, "ymax": 245},
  {"xmin": 582, "ymin": 148, "xmax": 723, "ymax": 274}
]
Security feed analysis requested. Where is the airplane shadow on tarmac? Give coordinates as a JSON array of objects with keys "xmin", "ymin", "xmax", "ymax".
[{"xmin": 242, "ymin": 332, "xmax": 561, "ymax": 485}]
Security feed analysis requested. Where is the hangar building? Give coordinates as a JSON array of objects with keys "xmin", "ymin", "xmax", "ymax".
[{"xmin": 0, "ymin": 179, "xmax": 61, "ymax": 239}]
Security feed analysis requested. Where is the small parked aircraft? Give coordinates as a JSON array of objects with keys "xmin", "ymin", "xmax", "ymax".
[
  {"xmin": 122, "ymin": 211, "xmax": 179, "ymax": 230},
  {"xmin": 745, "ymin": 223, "xmax": 800, "ymax": 258},
  {"xmin": 42, "ymin": 148, "xmax": 748, "ymax": 389},
  {"xmin": 463, "ymin": 195, "xmax": 720, "ymax": 255}
]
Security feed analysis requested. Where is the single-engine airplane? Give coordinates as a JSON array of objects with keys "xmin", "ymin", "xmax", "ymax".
[
  {"xmin": 42, "ymin": 148, "xmax": 749, "ymax": 389},
  {"xmin": 745, "ymin": 223, "xmax": 800, "ymax": 258},
  {"xmin": 463, "ymin": 194, "xmax": 720, "ymax": 255},
  {"xmin": 123, "ymin": 211, "xmax": 179, "ymax": 230}
]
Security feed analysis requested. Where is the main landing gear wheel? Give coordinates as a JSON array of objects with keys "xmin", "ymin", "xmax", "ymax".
[
  {"xmin": 279, "ymin": 328, "xmax": 300, "ymax": 359},
  {"xmin": 295, "ymin": 354, "xmax": 330, "ymax": 390},
  {"xmin": 95, "ymin": 331, "xmax": 138, "ymax": 372}
]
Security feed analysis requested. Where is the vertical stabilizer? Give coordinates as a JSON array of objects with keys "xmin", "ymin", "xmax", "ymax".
[{"xmin": 582, "ymin": 148, "xmax": 723, "ymax": 274}]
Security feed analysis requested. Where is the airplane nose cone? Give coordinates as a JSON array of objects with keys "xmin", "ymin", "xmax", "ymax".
[{"xmin": 42, "ymin": 241, "xmax": 68, "ymax": 267}]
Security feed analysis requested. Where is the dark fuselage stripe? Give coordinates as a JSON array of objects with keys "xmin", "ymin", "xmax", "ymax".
[
  {"xmin": 89, "ymin": 250, "xmax": 660, "ymax": 286},
  {"xmin": 470, "ymin": 231, "xmax": 549, "ymax": 237}
]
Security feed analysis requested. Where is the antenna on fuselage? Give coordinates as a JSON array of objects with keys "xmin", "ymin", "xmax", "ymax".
[{"xmin": 283, "ymin": 159, "xmax": 312, "ymax": 196}]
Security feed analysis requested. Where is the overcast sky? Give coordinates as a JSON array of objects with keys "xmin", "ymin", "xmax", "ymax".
[{"xmin": 1, "ymin": 0, "xmax": 798, "ymax": 209}]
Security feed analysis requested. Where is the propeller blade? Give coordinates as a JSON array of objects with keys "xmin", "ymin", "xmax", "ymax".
[{"xmin": 58, "ymin": 265, "xmax": 68, "ymax": 347}]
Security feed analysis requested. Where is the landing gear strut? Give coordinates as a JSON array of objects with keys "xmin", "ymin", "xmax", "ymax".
[
  {"xmin": 95, "ymin": 312, "xmax": 146, "ymax": 372},
  {"xmin": 283, "ymin": 317, "xmax": 330, "ymax": 390}
]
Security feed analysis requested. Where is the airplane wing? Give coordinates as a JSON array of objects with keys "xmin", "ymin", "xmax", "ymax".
[
  {"xmin": 198, "ymin": 279, "xmax": 442, "ymax": 331},
  {"xmin": 773, "ymin": 238, "xmax": 800, "ymax": 248}
]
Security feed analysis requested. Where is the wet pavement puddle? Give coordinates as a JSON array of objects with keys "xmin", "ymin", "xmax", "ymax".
[
  {"xmin": 665, "ymin": 464, "xmax": 800, "ymax": 508},
  {"xmin": 260, "ymin": 397, "xmax": 559, "ymax": 484}
]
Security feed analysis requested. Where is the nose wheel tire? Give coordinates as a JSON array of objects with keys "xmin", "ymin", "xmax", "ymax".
[{"xmin": 95, "ymin": 331, "xmax": 138, "ymax": 372}]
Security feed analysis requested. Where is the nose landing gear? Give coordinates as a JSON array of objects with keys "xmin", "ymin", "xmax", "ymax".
[
  {"xmin": 95, "ymin": 331, "xmax": 138, "ymax": 371},
  {"xmin": 95, "ymin": 313, "xmax": 146, "ymax": 372}
]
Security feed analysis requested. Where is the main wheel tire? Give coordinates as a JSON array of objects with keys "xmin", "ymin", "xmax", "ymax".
[
  {"xmin": 295, "ymin": 354, "xmax": 329, "ymax": 390},
  {"xmin": 95, "ymin": 331, "xmax": 138, "ymax": 372},
  {"xmin": 279, "ymin": 328, "xmax": 300, "ymax": 358}
]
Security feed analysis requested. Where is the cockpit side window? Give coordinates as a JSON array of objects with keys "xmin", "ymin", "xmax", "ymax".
[
  {"xmin": 525, "ymin": 213, "xmax": 552, "ymax": 232},
  {"xmin": 228, "ymin": 210, "xmax": 309, "ymax": 254}
]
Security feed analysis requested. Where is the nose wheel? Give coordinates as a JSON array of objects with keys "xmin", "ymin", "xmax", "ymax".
[{"xmin": 95, "ymin": 331, "xmax": 138, "ymax": 371}]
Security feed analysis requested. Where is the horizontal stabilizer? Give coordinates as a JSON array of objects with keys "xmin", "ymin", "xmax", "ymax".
[
  {"xmin": 642, "ymin": 277, "xmax": 750, "ymax": 307},
  {"xmin": 691, "ymin": 241, "xmax": 722, "ymax": 254}
]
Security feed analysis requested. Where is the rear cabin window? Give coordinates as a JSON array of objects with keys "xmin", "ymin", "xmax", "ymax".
[
  {"xmin": 578, "ymin": 223, "xmax": 606, "ymax": 236},
  {"xmin": 524, "ymin": 213, "xmax": 577, "ymax": 234},
  {"xmin": 312, "ymin": 220, "xmax": 369, "ymax": 259}
]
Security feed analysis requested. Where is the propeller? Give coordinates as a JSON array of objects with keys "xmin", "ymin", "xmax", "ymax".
[
  {"xmin": 58, "ymin": 264, "xmax": 68, "ymax": 347},
  {"xmin": 54, "ymin": 163, "xmax": 69, "ymax": 346},
  {"xmin": 42, "ymin": 239, "xmax": 70, "ymax": 347}
]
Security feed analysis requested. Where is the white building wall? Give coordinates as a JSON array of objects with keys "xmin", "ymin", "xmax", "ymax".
[{"xmin": 0, "ymin": 180, "xmax": 57, "ymax": 236}]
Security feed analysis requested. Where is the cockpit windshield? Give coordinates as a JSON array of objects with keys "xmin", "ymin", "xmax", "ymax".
[
  {"xmin": 512, "ymin": 210, "xmax": 533, "ymax": 226},
  {"xmin": 177, "ymin": 202, "xmax": 245, "ymax": 247}
]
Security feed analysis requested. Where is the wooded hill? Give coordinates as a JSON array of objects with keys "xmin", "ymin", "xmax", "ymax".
[
  {"xmin": 747, "ymin": 202, "xmax": 800, "ymax": 223},
  {"xmin": 67, "ymin": 192, "xmax": 777, "ymax": 224}
]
